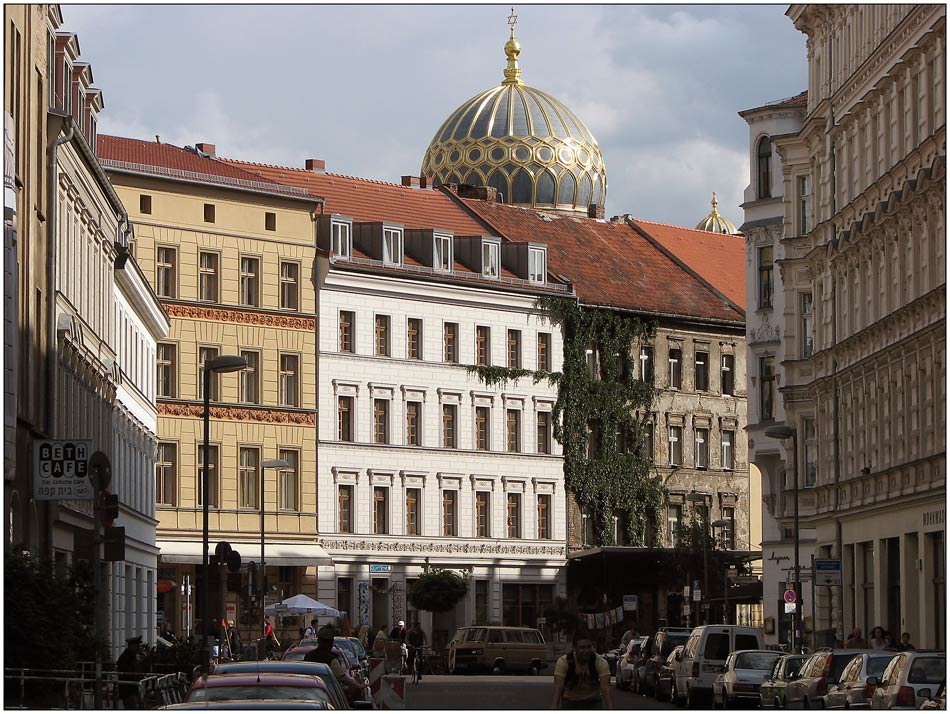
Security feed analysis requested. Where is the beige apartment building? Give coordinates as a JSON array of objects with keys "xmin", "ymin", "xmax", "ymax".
[{"xmin": 99, "ymin": 136, "xmax": 326, "ymax": 636}]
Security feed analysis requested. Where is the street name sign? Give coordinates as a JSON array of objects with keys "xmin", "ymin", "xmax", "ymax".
[
  {"xmin": 784, "ymin": 602, "xmax": 796, "ymax": 614},
  {"xmin": 370, "ymin": 564, "xmax": 392, "ymax": 573},
  {"xmin": 815, "ymin": 559, "xmax": 842, "ymax": 586},
  {"xmin": 33, "ymin": 440, "xmax": 94, "ymax": 500}
]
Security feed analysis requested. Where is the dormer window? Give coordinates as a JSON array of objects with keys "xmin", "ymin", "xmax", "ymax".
[
  {"xmin": 482, "ymin": 239, "xmax": 500, "ymax": 278},
  {"xmin": 434, "ymin": 234, "xmax": 453, "ymax": 272},
  {"xmin": 331, "ymin": 220, "xmax": 351, "ymax": 259},
  {"xmin": 528, "ymin": 246, "xmax": 546, "ymax": 284},
  {"xmin": 382, "ymin": 226, "xmax": 403, "ymax": 266}
]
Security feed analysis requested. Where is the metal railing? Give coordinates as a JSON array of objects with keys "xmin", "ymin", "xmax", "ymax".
[{"xmin": 4, "ymin": 667, "xmax": 190, "ymax": 710}]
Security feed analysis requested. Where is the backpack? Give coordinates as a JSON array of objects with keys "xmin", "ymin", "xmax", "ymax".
[{"xmin": 564, "ymin": 653, "xmax": 595, "ymax": 689}]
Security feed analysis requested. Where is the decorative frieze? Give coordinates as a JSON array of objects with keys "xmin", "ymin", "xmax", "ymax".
[
  {"xmin": 158, "ymin": 400, "xmax": 316, "ymax": 425},
  {"xmin": 162, "ymin": 301, "xmax": 316, "ymax": 330},
  {"xmin": 320, "ymin": 537, "xmax": 565, "ymax": 557}
]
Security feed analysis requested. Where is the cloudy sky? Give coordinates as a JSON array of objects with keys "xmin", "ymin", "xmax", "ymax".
[{"xmin": 62, "ymin": 4, "xmax": 806, "ymax": 226}]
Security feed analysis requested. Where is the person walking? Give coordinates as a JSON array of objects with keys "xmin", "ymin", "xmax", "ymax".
[
  {"xmin": 869, "ymin": 626, "xmax": 888, "ymax": 649},
  {"xmin": 389, "ymin": 620, "xmax": 407, "ymax": 642},
  {"xmin": 845, "ymin": 627, "xmax": 868, "ymax": 648},
  {"xmin": 226, "ymin": 620, "xmax": 242, "ymax": 658},
  {"xmin": 551, "ymin": 630, "xmax": 614, "ymax": 710},
  {"xmin": 372, "ymin": 625, "xmax": 388, "ymax": 657},
  {"xmin": 263, "ymin": 616, "xmax": 280, "ymax": 658},
  {"xmin": 895, "ymin": 632, "xmax": 916, "ymax": 651},
  {"xmin": 304, "ymin": 618, "xmax": 318, "ymax": 639},
  {"xmin": 116, "ymin": 636, "xmax": 145, "ymax": 710},
  {"xmin": 406, "ymin": 622, "xmax": 428, "ymax": 681}
]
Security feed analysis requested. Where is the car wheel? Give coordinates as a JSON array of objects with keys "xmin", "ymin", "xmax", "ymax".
[
  {"xmin": 529, "ymin": 662, "xmax": 541, "ymax": 677},
  {"xmin": 672, "ymin": 682, "xmax": 681, "ymax": 707},
  {"xmin": 492, "ymin": 661, "xmax": 504, "ymax": 675}
]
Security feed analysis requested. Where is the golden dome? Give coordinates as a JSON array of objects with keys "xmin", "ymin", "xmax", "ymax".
[
  {"xmin": 695, "ymin": 192, "xmax": 738, "ymax": 234},
  {"xmin": 421, "ymin": 11, "xmax": 607, "ymax": 214}
]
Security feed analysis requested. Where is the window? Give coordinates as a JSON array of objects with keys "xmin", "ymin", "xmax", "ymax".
[
  {"xmin": 442, "ymin": 404, "xmax": 457, "ymax": 448},
  {"xmin": 803, "ymin": 417, "xmax": 817, "ymax": 487},
  {"xmin": 482, "ymin": 240, "xmax": 500, "ymax": 278},
  {"xmin": 475, "ymin": 491, "xmax": 490, "ymax": 537},
  {"xmin": 475, "ymin": 406, "xmax": 490, "ymax": 450},
  {"xmin": 278, "ymin": 450, "xmax": 298, "ymax": 510},
  {"xmin": 639, "ymin": 345, "xmax": 654, "ymax": 382},
  {"xmin": 240, "ymin": 350, "xmax": 260, "ymax": 404},
  {"xmin": 407, "ymin": 318, "xmax": 422, "ymax": 360},
  {"xmin": 442, "ymin": 490, "xmax": 458, "ymax": 536},
  {"xmin": 721, "ymin": 430, "xmax": 735, "ymax": 470},
  {"xmin": 537, "ymin": 494, "xmax": 551, "ymax": 540},
  {"xmin": 239, "ymin": 447, "xmax": 259, "ymax": 508},
  {"xmin": 331, "ymin": 220, "xmax": 351, "ymax": 259},
  {"xmin": 798, "ymin": 175, "xmax": 811, "ymax": 234},
  {"xmin": 198, "ymin": 251, "xmax": 219, "ymax": 302},
  {"xmin": 382, "ymin": 227, "xmax": 402, "ymax": 265},
  {"xmin": 239, "ymin": 256, "xmax": 259, "ymax": 307},
  {"xmin": 338, "ymin": 485, "xmax": 353, "ymax": 532},
  {"xmin": 373, "ymin": 487, "xmax": 388, "ymax": 534},
  {"xmin": 337, "ymin": 577, "xmax": 353, "ymax": 617},
  {"xmin": 279, "ymin": 261, "xmax": 299, "ymax": 311},
  {"xmin": 443, "ymin": 323, "xmax": 459, "ymax": 363},
  {"xmin": 669, "ymin": 425, "xmax": 683, "ymax": 466},
  {"xmin": 476, "ymin": 326, "xmax": 490, "ymax": 366},
  {"xmin": 695, "ymin": 428, "xmax": 709, "ymax": 469},
  {"xmin": 720, "ymin": 507, "xmax": 736, "ymax": 549},
  {"xmin": 528, "ymin": 247, "xmax": 546, "ymax": 283},
  {"xmin": 373, "ymin": 399, "xmax": 389, "ymax": 444},
  {"xmin": 695, "ymin": 351, "xmax": 709, "ymax": 391},
  {"xmin": 405, "ymin": 488, "xmax": 421, "ymax": 536},
  {"xmin": 338, "ymin": 396, "xmax": 354, "ymax": 441},
  {"xmin": 475, "ymin": 580, "xmax": 490, "ymax": 623},
  {"xmin": 643, "ymin": 421, "xmax": 655, "ymax": 463},
  {"xmin": 434, "ymin": 234, "xmax": 452, "ymax": 271},
  {"xmin": 507, "ymin": 329, "xmax": 521, "ymax": 368},
  {"xmin": 506, "ymin": 493, "xmax": 521, "ymax": 538},
  {"xmin": 668, "ymin": 348, "xmax": 682, "ymax": 389},
  {"xmin": 801, "ymin": 293, "xmax": 814, "ymax": 359},
  {"xmin": 506, "ymin": 409, "xmax": 521, "ymax": 452},
  {"xmin": 197, "ymin": 444, "xmax": 219, "ymax": 508},
  {"xmin": 758, "ymin": 245, "xmax": 774, "ymax": 309},
  {"xmin": 157, "ymin": 343, "xmax": 176, "ymax": 398},
  {"xmin": 406, "ymin": 401, "xmax": 421, "ymax": 446},
  {"xmin": 156, "ymin": 246, "xmax": 176, "ymax": 298},
  {"xmin": 140, "ymin": 194, "xmax": 152, "ymax": 214},
  {"xmin": 339, "ymin": 311, "xmax": 354, "ymax": 353},
  {"xmin": 537, "ymin": 412, "xmax": 551, "ymax": 454},
  {"xmin": 760, "ymin": 356, "xmax": 775, "ymax": 421},
  {"xmin": 155, "ymin": 443, "xmax": 177, "ymax": 506},
  {"xmin": 265, "ymin": 212, "xmax": 276, "ymax": 231},
  {"xmin": 198, "ymin": 346, "xmax": 220, "ymax": 401},
  {"xmin": 537, "ymin": 332, "xmax": 552, "ymax": 371},
  {"xmin": 756, "ymin": 136, "xmax": 772, "ymax": 199},
  {"xmin": 667, "ymin": 503, "xmax": 683, "ymax": 547},
  {"xmin": 203, "ymin": 203, "xmax": 215, "ymax": 223},
  {"xmin": 279, "ymin": 354, "xmax": 299, "ymax": 407},
  {"xmin": 721, "ymin": 354, "xmax": 735, "ymax": 395},
  {"xmin": 375, "ymin": 315, "xmax": 390, "ymax": 356}
]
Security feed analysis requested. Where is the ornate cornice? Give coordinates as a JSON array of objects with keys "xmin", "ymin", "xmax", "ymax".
[
  {"xmin": 320, "ymin": 537, "xmax": 566, "ymax": 558},
  {"xmin": 163, "ymin": 302, "xmax": 316, "ymax": 331},
  {"xmin": 158, "ymin": 401, "xmax": 316, "ymax": 425}
]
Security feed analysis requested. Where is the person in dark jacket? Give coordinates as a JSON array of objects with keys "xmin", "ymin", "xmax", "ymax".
[
  {"xmin": 304, "ymin": 625, "xmax": 363, "ymax": 700},
  {"xmin": 389, "ymin": 620, "xmax": 407, "ymax": 642},
  {"xmin": 116, "ymin": 636, "xmax": 144, "ymax": 710}
]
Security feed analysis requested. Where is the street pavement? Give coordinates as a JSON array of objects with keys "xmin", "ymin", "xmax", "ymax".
[{"xmin": 402, "ymin": 674, "xmax": 677, "ymax": 709}]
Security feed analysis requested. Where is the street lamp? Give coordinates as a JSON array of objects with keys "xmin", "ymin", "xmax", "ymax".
[
  {"xmin": 685, "ymin": 492, "xmax": 710, "ymax": 624},
  {"xmin": 765, "ymin": 424, "xmax": 800, "ymax": 653},
  {"xmin": 260, "ymin": 458, "xmax": 289, "ymax": 651},
  {"xmin": 201, "ymin": 354, "xmax": 247, "ymax": 671},
  {"xmin": 711, "ymin": 518, "xmax": 731, "ymax": 624}
]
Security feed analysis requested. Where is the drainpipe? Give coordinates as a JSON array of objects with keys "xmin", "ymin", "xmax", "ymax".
[{"xmin": 831, "ymin": 267, "xmax": 844, "ymax": 642}]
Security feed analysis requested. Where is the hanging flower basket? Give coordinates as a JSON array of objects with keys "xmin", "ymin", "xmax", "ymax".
[{"xmin": 407, "ymin": 569, "xmax": 469, "ymax": 613}]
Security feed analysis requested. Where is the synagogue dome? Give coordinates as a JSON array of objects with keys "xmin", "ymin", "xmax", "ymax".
[{"xmin": 695, "ymin": 192, "xmax": 739, "ymax": 234}]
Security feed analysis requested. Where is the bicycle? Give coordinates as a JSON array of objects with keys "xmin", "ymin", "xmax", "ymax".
[{"xmin": 410, "ymin": 646, "xmax": 428, "ymax": 685}]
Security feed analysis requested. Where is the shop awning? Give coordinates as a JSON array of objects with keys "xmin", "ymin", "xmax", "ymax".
[{"xmin": 157, "ymin": 540, "xmax": 333, "ymax": 566}]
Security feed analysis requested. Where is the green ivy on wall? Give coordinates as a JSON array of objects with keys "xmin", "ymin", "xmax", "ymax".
[{"xmin": 466, "ymin": 295, "xmax": 665, "ymax": 546}]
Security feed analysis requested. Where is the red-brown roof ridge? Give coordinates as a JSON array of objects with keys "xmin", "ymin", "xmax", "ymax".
[
  {"xmin": 627, "ymin": 215, "xmax": 743, "ymax": 236},
  {"xmin": 222, "ymin": 156, "xmax": 409, "ymax": 189}
]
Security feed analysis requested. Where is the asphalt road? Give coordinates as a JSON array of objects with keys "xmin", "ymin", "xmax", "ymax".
[{"xmin": 402, "ymin": 674, "xmax": 677, "ymax": 709}]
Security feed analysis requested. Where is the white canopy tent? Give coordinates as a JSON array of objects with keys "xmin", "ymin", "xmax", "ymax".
[{"xmin": 264, "ymin": 594, "xmax": 342, "ymax": 617}]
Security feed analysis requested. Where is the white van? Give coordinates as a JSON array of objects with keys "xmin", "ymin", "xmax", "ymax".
[{"xmin": 673, "ymin": 625, "xmax": 765, "ymax": 708}]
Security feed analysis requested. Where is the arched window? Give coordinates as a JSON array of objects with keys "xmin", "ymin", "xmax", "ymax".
[
  {"xmin": 511, "ymin": 169, "xmax": 532, "ymax": 204},
  {"xmin": 536, "ymin": 170, "xmax": 556, "ymax": 205},
  {"xmin": 558, "ymin": 171, "xmax": 577, "ymax": 207},
  {"xmin": 487, "ymin": 171, "xmax": 509, "ymax": 203},
  {"xmin": 757, "ymin": 136, "xmax": 772, "ymax": 199}
]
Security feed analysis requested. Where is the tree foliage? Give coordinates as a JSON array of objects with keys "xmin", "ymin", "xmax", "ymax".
[{"xmin": 406, "ymin": 569, "xmax": 469, "ymax": 613}]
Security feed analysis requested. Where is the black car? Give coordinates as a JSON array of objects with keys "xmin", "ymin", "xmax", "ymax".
[{"xmin": 638, "ymin": 628, "xmax": 691, "ymax": 696}]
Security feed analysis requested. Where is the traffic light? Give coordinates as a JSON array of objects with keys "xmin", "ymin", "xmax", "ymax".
[
  {"xmin": 103, "ymin": 526, "xmax": 126, "ymax": 561},
  {"xmin": 99, "ymin": 491, "xmax": 119, "ymax": 528}
]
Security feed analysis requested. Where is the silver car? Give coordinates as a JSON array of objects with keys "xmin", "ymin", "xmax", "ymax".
[
  {"xmin": 712, "ymin": 650, "xmax": 782, "ymax": 708},
  {"xmin": 616, "ymin": 636, "xmax": 648, "ymax": 691},
  {"xmin": 870, "ymin": 651, "xmax": 946, "ymax": 709},
  {"xmin": 822, "ymin": 652, "xmax": 895, "ymax": 709}
]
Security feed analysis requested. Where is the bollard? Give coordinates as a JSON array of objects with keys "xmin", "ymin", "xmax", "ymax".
[{"xmin": 368, "ymin": 657, "xmax": 385, "ymax": 703}]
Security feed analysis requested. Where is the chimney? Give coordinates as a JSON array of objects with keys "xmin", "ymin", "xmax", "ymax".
[
  {"xmin": 587, "ymin": 203, "xmax": 605, "ymax": 219},
  {"xmin": 195, "ymin": 142, "xmax": 216, "ymax": 157},
  {"xmin": 420, "ymin": 176, "xmax": 436, "ymax": 189},
  {"xmin": 305, "ymin": 159, "xmax": 326, "ymax": 173},
  {"xmin": 401, "ymin": 176, "xmax": 421, "ymax": 188},
  {"xmin": 456, "ymin": 184, "xmax": 498, "ymax": 203}
]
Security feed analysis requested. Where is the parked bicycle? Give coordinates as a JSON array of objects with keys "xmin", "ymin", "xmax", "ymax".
[{"xmin": 409, "ymin": 645, "xmax": 428, "ymax": 684}]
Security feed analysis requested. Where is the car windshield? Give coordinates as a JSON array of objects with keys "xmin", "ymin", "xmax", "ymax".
[
  {"xmin": 909, "ymin": 657, "xmax": 946, "ymax": 684},
  {"xmin": 784, "ymin": 657, "xmax": 807, "ymax": 678},
  {"xmin": 188, "ymin": 686, "xmax": 329, "ymax": 703},
  {"xmin": 735, "ymin": 652, "xmax": 781, "ymax": 671},
  {"xmin": 828, "ymin": 655, "xmax": 861, "ymax": 681},
  {"xmin": 866, "ymin": 656, "xmax": 894, "ymax": 678},
  {"xmin": 660, "ymin": 634, "xmax": 689, "ymax": 657}
]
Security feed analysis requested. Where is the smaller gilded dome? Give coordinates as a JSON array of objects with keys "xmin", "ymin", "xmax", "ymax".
[{"xmin": 696, "ymin": 192, "xmax": 738, "ymax": 234}]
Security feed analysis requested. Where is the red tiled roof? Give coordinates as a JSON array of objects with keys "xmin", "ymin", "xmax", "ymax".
[
  {"xmin": 628, "ymin": 218, "xmax": 746, "ymax": 310},
  {"xmin": 779, "ymin": 90, "xmax": 808, "ymax": 106},
  {"xmin": 453, "ymin": 197, "xmax": 744, "ymax": 324},
  {"xmin": 219, "ymin": 158, "xmax": 487, "ymax": 235}
]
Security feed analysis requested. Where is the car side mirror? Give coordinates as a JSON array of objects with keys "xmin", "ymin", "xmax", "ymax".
[
  {"xmin": 789, "ymin": 672, "xmax": 799, "ymax": 680},
  {"xmin": 918, "ymin": 688, "xmax": 932, "ymax": 700},
  {"xmin": 865, "ymin": 676, "xmax": 879, "ymax": 687}
]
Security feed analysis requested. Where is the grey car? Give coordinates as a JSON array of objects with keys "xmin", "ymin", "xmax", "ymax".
[
  {"xmin": 786, "ymin": 650, "xmax": 876, "ymax": 709},
  {"xmin": 213, "ymin": 659, "xmax": 367, "ymax": 709},
  {"xmin": 822, "ymin": 652, "xmax": 895, "ymax": 709}
]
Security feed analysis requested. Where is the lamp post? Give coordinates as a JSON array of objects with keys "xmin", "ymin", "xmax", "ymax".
[
  {"xmin": 685, "ymin": 492, "xmax": 709, "ymax": 624},
  {"xmin": 201, "ymin": 354, "xmax": 247, "ymax": 671},
  {"xmin": 765, "ymin": 424, "xmax": 800, "ymax": 653},
  {"xmin": 711, "ymin": 518, "xmax": 731, "ymax": 624},
  {"xmin": 260, "ymin": 458, "xmax": 289, "ymax": 650}
]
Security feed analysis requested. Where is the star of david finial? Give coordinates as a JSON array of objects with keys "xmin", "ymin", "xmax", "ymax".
[{"xmin": 507, "ymin": 7, "xmax": 518, "ymax": 34}]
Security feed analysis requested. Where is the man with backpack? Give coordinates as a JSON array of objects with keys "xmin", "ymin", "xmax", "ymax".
[{"xmin": 551, "ymin": 630, "xmax": 614, "ymax": 710}]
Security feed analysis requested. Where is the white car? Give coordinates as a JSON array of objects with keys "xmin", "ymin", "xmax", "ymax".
[
  {"xmin": 712, "ymin": 649, "xmax": 782, "ymax": 709},
  {"xmin": 674, "ymin": 625, "xmax": 766, "ymax": 708},
  {"xmin": 615, "ymin": 637, "xmax": 648, "ymax": 690},
  {"xmin": 870, "ymin": 651, "xmax": 946, "ymax": 709}
]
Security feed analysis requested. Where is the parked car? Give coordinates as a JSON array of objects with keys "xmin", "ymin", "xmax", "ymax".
[
  {"xmin": 447, "ymin": 625, "xmax": 549, "ymax": 675},
  {"xmin": 616, "ymin": 636, "xmax": 649, "ymax": 690},
  {"xmin": 655, "ymin": 645, "xmax": 685, "ymax": 703},
  {"xmin": 870, "ymin": 651, "xmax": 946, "ymax": 709},
  {"xmin": 823, "ymin": 652, "xmax": 896, "ymax": 709},
  {"xmin": 213, "ymin": 658, "xmax": 370, "ymax": 709},
  {"xmin": 712, "ymin": 649, "xmax": 783, "ymax": 709},
  {"xmin": 184, "ymin": 674, "xmax": 334, "ymax": 705},
  {"xmin": 786, "ymin": 650, "xmax": 875, "ymax": 710},
  {"xmin": 918, "ymin": 681, "xmax": 946, "ymax": 710},
  {"xmin": 759, "ymin": 654, "xmax": 808, "ymax": 709},
  {"xmin": 638, "ymin": 628, "xmax": 692, "ymax": 696},
  {"xmin": 162, "ymin": 701, "xmax": 333, "ymax": 710},
  {"xmin": 674, "ymin": 625, "xmax": 766, "ymax": 708}
]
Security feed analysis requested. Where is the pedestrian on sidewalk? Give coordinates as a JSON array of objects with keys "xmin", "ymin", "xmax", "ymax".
[
  {"xmin": 116, "ymin": 636, "xmax": 144, "ymax": 710},
  {"xmin": 551, "ymin": 630, "xmax": 614, "ymax": 710}
]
